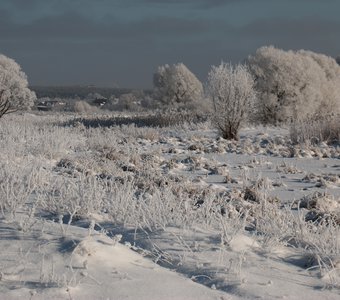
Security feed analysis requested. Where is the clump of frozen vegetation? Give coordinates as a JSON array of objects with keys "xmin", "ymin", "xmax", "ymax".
[
  {"xmin": 73, "ymin": 100, "xmax": 100, "ymax": 114},
  {"xmin": 290, "ymin": 114, "xmax": 340, "ymax": 146}
]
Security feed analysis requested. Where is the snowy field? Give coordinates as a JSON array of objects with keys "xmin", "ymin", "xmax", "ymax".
[{"xmin": 0, "ymin": 112, "xmax": 340, "ymax": 299}]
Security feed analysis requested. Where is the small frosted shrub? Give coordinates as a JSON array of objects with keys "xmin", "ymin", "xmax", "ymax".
[
  {"xmin": 73, "ymin": 101, "xmax": 99, "ymax": 114},
  {"xmin": 207, "ymin": 62, "xmax": 256, "ymax": 140}
]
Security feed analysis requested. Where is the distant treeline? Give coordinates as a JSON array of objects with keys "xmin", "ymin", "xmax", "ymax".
[{"xmin": 30, "ymin": 85, "xmax": 151, "ymax": 99}]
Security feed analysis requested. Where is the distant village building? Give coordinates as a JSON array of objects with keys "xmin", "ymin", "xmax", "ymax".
[
  {"xmin": 92, "ymin": 97, "xmax": 107, "ymax": 106},
  {"xmin": 86, "ymin": 92, "xmax": 108, "ymax": 106},
  {"xmin": 36, "ymin": 98, "xmax": 66, "ymax": 111}
]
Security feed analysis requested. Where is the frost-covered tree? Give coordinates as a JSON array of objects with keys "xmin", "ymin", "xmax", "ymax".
[
  {"xmin": 153, "ymin": 63, "xmax": 203, "ymax": 107},
  {"xmin": 247, "ymin": 46, "xmax": 340, "ymax": 124},
  {"xmin": 0, "ymin": 54, "xmax": 36, "ymax": 118},
  {"xmin": 207, "ymin": 62, "xmax": 256, "ymax": 140},
  {"xmin": 299, "ymin": 50, "xmax": 340, "ymax": 117}
]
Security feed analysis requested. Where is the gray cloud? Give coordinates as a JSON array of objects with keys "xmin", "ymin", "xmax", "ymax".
[
  {"xmin": 141, "ymin": 0, "xmax": 232, "ymax": 9},
  {"xmin": 1, "ymin": 0, "xmax": 339, "ymax": 88},
  {"xmin": 0, "ymin": 12, "xmax": 227, "ymax": 41},
  {"xmin": 3, "ymin": 0, "xmax": 236, "ymax": 9},
  {"xmin": 238, "ymin": 17, "xmax": 340, "ymax": 56},
  {"xmin": 240, "ymin": 17, "xmax": 340, "ymax": 37},
  {"xmin": 1, "ymin": 0, "xmax": 41, "ymax": 9},
  {"xmin": 0, "ymin": 10, "xmax": 232, "ymax": 88}
]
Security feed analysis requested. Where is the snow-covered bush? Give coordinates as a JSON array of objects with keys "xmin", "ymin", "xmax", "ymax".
[
  {"xmin": 74, "ymin": 100, "xmax": 100, "ymax": 114},
  {"xmin": 116, "ymin": 93, "xmax": 142, "ymax": 111},
  {"xmin": 0, "ymin": 53, "xmax": 36, "ymax": 118},
  {"xmin": 207, "ymin": 62, "xmax": 256, "ymax": 140},
  {"xmin": 247, "ymin": 46, "xmax": 340, "ymax": 125},
  {"xmin": 153, "ymin": 63, "xmax": 204, "ymax": 108}
]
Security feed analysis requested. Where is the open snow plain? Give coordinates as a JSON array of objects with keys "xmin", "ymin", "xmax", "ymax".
[{"xmin": 0, "ymin": 113, "xmax": 339, "ymax": 299}]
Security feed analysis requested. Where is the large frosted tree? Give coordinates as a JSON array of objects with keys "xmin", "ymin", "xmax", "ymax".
[
  {"xmin": 247, "ymin": 46, "xmax": 340, "ymax": 124},
  {"xmin": 0, "ymin": 54, "xmax": 36, "ymax": 118},
  {"xmin": 153, "ymin": 63, "xmax": 203, "ymax": 107},
  {"xmin": 207, "ymin": 62, "xmax": 256, "ymax": 140}
]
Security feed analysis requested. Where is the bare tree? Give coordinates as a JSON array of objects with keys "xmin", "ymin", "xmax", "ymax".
[
  {"xmin": 207, "ymin": 62, "xmax": 256, "ymax": 140},
  {"xmin": 0, "ymin": 54, "xmax": 36, "ymax": 118}
]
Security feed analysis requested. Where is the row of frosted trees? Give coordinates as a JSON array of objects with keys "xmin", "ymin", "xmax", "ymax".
[
  {"xmin": 1, "ymin": 46, "xmax": 340, "ymax": 139},
  {"xmin": 154, "ymin": 46, "xmax": 340, "ymax": 139}
]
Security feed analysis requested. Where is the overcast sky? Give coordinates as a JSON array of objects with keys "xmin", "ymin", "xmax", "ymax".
[{"xmin": 1, "ymin": 0, "xmax": 339, "ymax": 88}]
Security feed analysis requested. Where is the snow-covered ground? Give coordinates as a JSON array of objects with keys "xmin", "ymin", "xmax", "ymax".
[
  {"xmin": 0, "ymin": 113, "xmax": 339, "ymax": 299},
  {"xmin": 0, "ymin": 216, "xmax": 229, "ymax": 300}
]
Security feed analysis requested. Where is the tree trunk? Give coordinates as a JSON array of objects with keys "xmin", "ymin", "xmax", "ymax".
[{"xmin": 222, "ymin": 124, "xmax": 239, "ymax": 141}]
